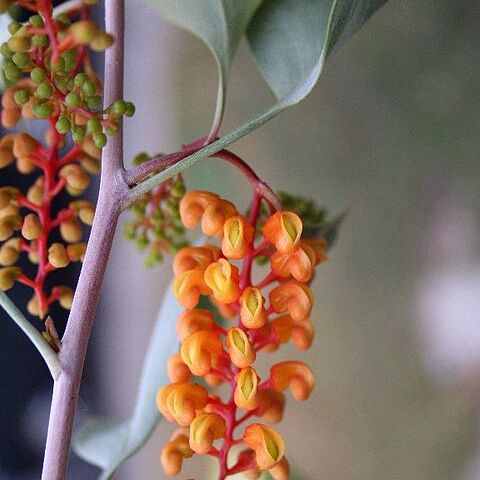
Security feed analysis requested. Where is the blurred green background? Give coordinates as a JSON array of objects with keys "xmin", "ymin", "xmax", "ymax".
[{"xmin": 97, "ymin": 1, "xmax": 480, "ymax": 479}]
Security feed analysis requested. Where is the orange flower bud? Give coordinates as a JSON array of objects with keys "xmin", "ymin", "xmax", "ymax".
[
  {"xmin": 22, "ymin": 213, "xmax": 42, "ymax": 240},
  {"xmin": 240, "ymin": 287, "xmax": 268, "ymax": 329},
  {"xmin": 204, "ymin": 373, "xmax": 224, "ymax": 387},
  {"xmin": 243, "ymin": 424, "xmax": 285, "ymax": 470},
  {"xmin": 173, "ymin": 245, "xmax": 220, "ymax": 276},
  {"xmin": 0, "ymin": 186, "xmax": 18, "ymax": 209},
  {"xmin": 226, "ymin": 327, "xmax": 256, "ymax": 368},
  {"xmin": 27, "ymin": 295, "xmax": 41, "ymax": 317},
  {"xmin": 0, "ymin": 238, "xmax": 20, "ymax": 266},
  {"xmin": 209, "ymin": 294, "xmax": 238, "ymax": 319},
  {"xmin": 173, "ymin": 268, "xmax": 211, "ymax": 310},
  {"xmin": 262, "ymin": 211, "xmax": 302, "ymax": 253},
  {"xmin": 256, "ymin": 388, "xmax": 286, "ymax": 424},
  {"xmin": 66, "ymin": 242, "xmax": 87, "ymax": 262},
  {"xmin": 234, "ymin": 367, "xmax": 259, "ymax": 410},
  {"xmin": 16, "ymin": 156, "xmax": 35, "ymax": 175},
  {"xmin": 201, "ymin": 199, "xmax": 237, "ymax": 237},
  {"xmin": 271, "ymin": 242, "xmax": 316, "ymax": 283},
  {"xmin": 270, "ymin": 361, "xmax": 315, "ymax": 401},
  {"xmin": 167, "ymin": 353, "xmax": 191, "ymax": 383},
  {"xmin": 179, "ymin": 190, "xmax": 219, "ymax": 229},
  {"xmin": 156, "ymin": 382, "xmax": 208, "ymax": 426},
  {"xmin": 189, "ymin": 412, "xmax": 226, "ymax": 454},
  {"xmin": 204, "ymin": 259, "xmax": 241, "ymax": 304},
  {"xmin": 303, "ymin": 238, "xmax": 328, "ymax": 264},
  {"xmin": 269, "ymin": 281, "xmax": 313, "ymax": 322},
  {"xmin": 48, "ymin": 243, "xmax": 70, "ymax": 268},
  {"xmin": 181, "ymin": 331, "xmax": 223, "ymax": 376},
  {"xmin": 0, "ymin": 215, "xmax": 21, "ymax": 241},
  {"xmin": 59, "ymin": 164, "xmax": 90, "ymax": 192},
  {"xmin": 160, "ymin": 429, "xmax": 193, "ymax": 477},
  {"xmin": 269, "ymin": 456, "xmax": 290, "ymax": 480},
  {"xmin": 176, "ymin": 309, "xmax": 215, "ymax": 342},
  {"xmin": 0, "ymin": 266, "xmax": 21, "ymax": 291},
  {"xmin": 13, "ymin": 132, "xmax": 39, "ymax": 158},
  {"xmin": 60, "ymin": 218, "xmax": 83, "ymax": 243},
  {"xmin": 271, "ymin": 315, "xmax": 315, "ymax": 350},
  {"xmin": 221, "ymin": 215, "xmax": 254, "ymax": 258},
  {"xmin": 57, "ymin": 286, "xmax": 74, "ymax": 310}
]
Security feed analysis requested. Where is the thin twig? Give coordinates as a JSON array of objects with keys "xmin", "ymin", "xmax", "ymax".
[{"xmin": 0, "ymin": 291, "xmax": 60, "ymax": 380}]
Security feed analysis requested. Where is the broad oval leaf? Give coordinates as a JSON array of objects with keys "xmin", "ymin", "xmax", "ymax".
[
  {"xmin": 247, "ymin": 0, "xmax": 388, "ymax": 106},
  {"xmin": 144, "ymin": 0, "xmax": 263, "ymax": 135},
  {"xmin": 73, "ymin": 281, "xmax": 182, "ymax": 479}
]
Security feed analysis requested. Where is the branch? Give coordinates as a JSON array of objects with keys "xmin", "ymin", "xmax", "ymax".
[
  {"xmin": 0, "ymin": 292, "xmax": 61, "ymax": 380},
  {"xmin": 41, "ymin": 2, "xmax": 127, "ymax": 479}
]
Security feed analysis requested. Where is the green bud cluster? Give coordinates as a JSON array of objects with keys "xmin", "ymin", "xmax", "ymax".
[{"xmin": 124, "ymin": 153, "xmax": 188, "ymax": 267}]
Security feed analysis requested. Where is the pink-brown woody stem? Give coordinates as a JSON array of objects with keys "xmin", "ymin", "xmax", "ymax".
[{"xmin": 41, "ymin": 2, "xmax": 128, "ymax": 479}]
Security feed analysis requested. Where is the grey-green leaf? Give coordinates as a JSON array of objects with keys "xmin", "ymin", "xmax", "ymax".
[
  {"xmin": 130, "ymin": 0, "xmax": 387, "ymax": 201},
  {"xmin": 247, "ymin": 0, "xmax": 388, "ymax": 106},
  {"xmin": 73, "ymin": 282, "xmax": 182, "ymax": 479},
  {"xmin": 144, "ymin": 0, "xmax": 263, "ymax": 136}
]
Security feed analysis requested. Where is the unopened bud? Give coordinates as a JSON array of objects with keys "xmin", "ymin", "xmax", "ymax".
[
  {"xmin": 66, "ymin": 242, "xmax": 87, "ymax": 262},
  {"xmin": 0, "ymin": 238, "xmax": 20, "ymax": 266},
  {"xmin": 27, "ymin": 295, "xmax": 41, "ymax": 316},
  {"xmin": 0, "ymin": 266, "xmax": 21, "ymax": 291},
  {"xmin": 70, "ymin": 20, "xmax": 98, "ymax": 44},
  {"xmin": 60, "ymin": 218, "xmax": 83, "ymax": 243},
  {"xmin": 13, "ymin": 132, "xmax": 39, "ymax": 158},
  {"xmin": 48, "ymin": 243, "xmax": 69, "ymax": 268},
  {"xmin": 59, "ymin": 164, "xmax": 90, "ymax": 191},
  {"xmin": 22, "ymin": 213, "xmax": 42, "ymax": 240}
]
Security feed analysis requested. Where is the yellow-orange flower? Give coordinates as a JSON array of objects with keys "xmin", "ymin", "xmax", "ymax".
[
  {"xmin": 269, "ymin": 281, "xmax": 313, "ymax": 322},
  {"xmin": 269, "ymin": 456, "xmax": 290, "ymax": 480},
  {"xmin": 255, "ymin": 388, "xmax": 285, "ymax": 424},
  {"xmin": 160, "ymin": 429, "xmax": 194, "ymax": 477},
  {"xmin": 222, "ymin": 215, "xmax": 254, "ymax": 259},
  {"xmin": 271, "ymin": 315, "xmax": 315, "ymax": 350},
  {"xmin": 226, "ymin": 327, "xmax": 256, "ymax": 368},
  {"xmin": 189, "ymin": 412, "xmax": 227, "ymax": 454},
  {"xmin": 240, "ymin": 287, "xmax": 267, "ymax": 329},
  {"xmin": 270, "ymin": 241, "xmax": 316, "ymax": 282},
  {"xmin": 204, "ymin": 258, "xmax": 241, "ymax": 304},
  {"xmin": 179, "ymin": 190, "xmax": 219, "ymax": 228},
  {"xmin": 243, "ymin": 424, "xmax": 285, "ymax": 470},
  {"xmin": 176, "ymin": 309, "xmax": 215, "ymax": 342},
  {"xmin": 270, "ymin": 361, "xmax": 315, "ymax": 401},
  {"xmin": 167, "ymin": 353, "xmax": 191, "ymax": 383},
  {"xmin": 262, "ymin": 211, "xmax": 302, "ymax": 253},
  {"xmin": 156, "ymin": 382, "xmax": 208, "ymax": 426},
  {"xmin": 173, "ymin": 268, "xmax": 211, "ymax": 310},
  {"xmin": 173, "ymin": 245, "xmax": 220, "ymax": 276},
  {"xmin": 201, "ymin": 198, "xmax": 237, "ymax": 237},
  {"xmin": 234, "ymin": 367, "xmax": 259, "ymax": 411},
  {"xmin": 181, "ymin": 330, "xmax": 223, "ymax": 376}
]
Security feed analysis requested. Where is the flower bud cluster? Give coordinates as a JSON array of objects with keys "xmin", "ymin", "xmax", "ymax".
[
  {"xmin": 1, "ymin": 5, "xmax": 134, "ymax": 149},
  {"xmin": 0, "ymin": 1, "xmax": 127, "ymax": 323},
  {"xmin": 158, "ymin": 189, "xmax": 327, "ymax": 478},
  {"xmin": 124, "ymin": 153, "xmax": 188, "ymax": 266}
]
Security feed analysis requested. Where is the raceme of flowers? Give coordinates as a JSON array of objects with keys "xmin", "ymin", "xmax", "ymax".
[
  {"xmin": 0, "ymin": 0, "xmax": 133, "ymax": 326},
  {"xmin": 157, "ymin": 189, "xmax": 327, "ymax": 479}
]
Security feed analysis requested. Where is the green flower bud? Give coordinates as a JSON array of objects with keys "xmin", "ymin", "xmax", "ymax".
[
  {"xmin": 123, "ymin": 223, "xmax": 137, "ymax": 240},
  {"xmin": 132, "ymin": 152, "xmax": 150, "ymax": 166},
  {"xmin": 87, "ymin": 95, "xmax": 102, "ymax": 109},
  {"xmin": 86, "ymin": 117, "xmax": 101, "ymax": 133},
  {"xmin": 32, "ymin": 101, "xmax": 54, "ymax": 119},
  {"xmin": 35, "ymin": 82, "xmax": 53, "ymax": 99},
  {"xmin": 12, "ymin": 51, "xmax": 30, "ymax": 68},
  {"xmin": 125, "ymin": 101, "xmax": 135, "ymax": 117},
  {"xmin": 111, "ymin": 99, "xmax": 126, "ymax": 116},
  {"xmin": 65, "ymin": 92, "xmax": 81, "ymax": 108},
  {"xmin": 81, "ymin": 80, "xmax": 96, "ymax": 97},
  {"xmin": 30, "ymin": 67, "xmax": 46, "ymax": 84},
  {"xmin": 56, "ymin": 117, "xmax": 71, "ymax": 134},
  {"xmin": 72, "ymin": 126, "xmax": 85, "ymax": 142},
  {"xmin": 7, "ymin": 21, "xmax": 21, "ymax": 35},
  {"xmin": 73, "ymin": 72, "xmax": 88, "ymax": 87},
  {"xmin": 8, "ymin": 34, "xmax": 31, "ymax": 53},
  {"xmin": 93, "ymin": 132, "xmax": 107, "ymax": 148},
  {"xmin": 105, "ymin": 124, "xmax": 119, "ymax": 136},
  {"xmin": 14, "ymin": 89, "xmax": 29, "ymax": 105},
  {"xmin": 32, "ymin": 34, "xmax": 49, "ymax": 48},
  {"xmin": 29, "ymin": 14, "xmax": 44, "ymax": 28},
  {"xmin": 0, "ymin": 42, "xmax": 11, "ymax": 58},
  {"xmin": 4, "ymin": 64, "xmax": 21, "ymax": 82},
  {"xmin": 53, "ymin": 57, "xmax": 65, "ymax": 73},
  {"xmin": 56, "ymin": 13, "xmax": 71, "ymax": 26}
]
